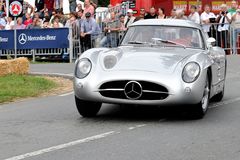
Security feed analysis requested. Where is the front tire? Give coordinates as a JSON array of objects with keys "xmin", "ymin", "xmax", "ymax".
[
  {"xmin": 190, "ymin": 75, "xmax": 210, "ymax": 119},
  {"xmin": 75, "ymin": 96, "xmax": 102, "ymax": 117}
]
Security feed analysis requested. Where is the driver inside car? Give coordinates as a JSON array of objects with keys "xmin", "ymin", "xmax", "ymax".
[{"xmin": 173, "ymin": 28, "xmax": 198, "ymax": 47}]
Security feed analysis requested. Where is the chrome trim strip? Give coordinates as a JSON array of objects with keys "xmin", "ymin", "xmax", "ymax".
[
  {"xmin": 98, "ymin": 89, "xmax": 125, "ymax": 92},
  {"xmin": 212, "ymin": 78, "xmax": 225, "ymax": 87},
  {"xmin": 142, "ymin": 90, "xmax": 169, "ymax": 94}
]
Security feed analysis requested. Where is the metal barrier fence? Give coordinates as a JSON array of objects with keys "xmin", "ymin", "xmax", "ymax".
[
  {"xmin": 93, "ymin": 22, "xmax": 239, "ymax": 55},
  {"xmin": 0, "ymin": 2, "xmax": 129, "ymax": 62},
  {"xmin": 95, "ymin": 2, "xmax": 130, "ymax": 31},
  {"xmin": 89, "ymin": 30, "xmax": 126, "ymax": 50},
  {"xmin": 0, "ymin": 27, "xmax": 74, "ymax": 62},
  {"xmin": 1, "ymin": 22, "xmax": 239, "ymax": 63},
  {"xmin": 70, "ymin": 22, "xmax": 81, "ymax": 61},
  {"xmin": 0, "ymin": 48, "xmax": 68, "ymax": 57},
  {"xmin": 202, "ymin": 23, "xmax": 240, "ymax": 55},
  {"xmin": 91, "ymin": 21, "xmax": 240, "ymax": 55},
  {"xmin": 0, "ymin": 2, "xmax": 131, "ymax": 62}
]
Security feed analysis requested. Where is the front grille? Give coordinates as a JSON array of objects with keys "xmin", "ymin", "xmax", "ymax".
[
  {"xmin": 99, "ymin": 80, "xmax": 169, "ymax": 100},
  {"xmin": 99, "ymin": 80, "xmax": 128, "ymax": 90}
]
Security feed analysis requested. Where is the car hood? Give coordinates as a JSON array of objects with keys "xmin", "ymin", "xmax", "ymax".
[{"xmin": 99, "ymin": 46, "xmax": 200, "ymax": 74}]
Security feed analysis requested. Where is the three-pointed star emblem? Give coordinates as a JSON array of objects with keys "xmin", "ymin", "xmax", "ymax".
[
  {"xmin": 124, "ymin": 81, "xmax": 143, "ymax": 100},
  {"xmin": 18, "ymin": 33, "xmax": 27, "ymax": 44}
]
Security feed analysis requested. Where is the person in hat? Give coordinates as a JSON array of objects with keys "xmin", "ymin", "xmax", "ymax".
[
  {"xmin": 81, "ymin": 12, "xmax": 101, "ymax": 51},
  {"xmin": 124, "ymin": 9, "xmax": 136, "ymax": 28}
]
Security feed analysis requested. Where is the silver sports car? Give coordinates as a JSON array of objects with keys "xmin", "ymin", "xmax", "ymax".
[{"xmin": 74, "ymin": 19, "xmax": 226, "ymax": 118}]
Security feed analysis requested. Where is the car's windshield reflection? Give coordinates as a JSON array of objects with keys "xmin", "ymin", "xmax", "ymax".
[{"xmin": 121, "ymin": 26, "xmax": 204, "ymax": 49}]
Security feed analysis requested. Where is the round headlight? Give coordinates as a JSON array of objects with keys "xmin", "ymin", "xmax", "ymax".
[
  {"xmin": 182, "ymin": 62, "xmax": 200, "ymax": 83},
  {"xmin": 75, "ymin": 58, "xmax": 92, "ymax": 79}
]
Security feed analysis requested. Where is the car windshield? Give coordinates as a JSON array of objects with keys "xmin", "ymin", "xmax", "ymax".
[{"xmin": 121, "ymin": 25, "xmax": 205, "ymax": 49}]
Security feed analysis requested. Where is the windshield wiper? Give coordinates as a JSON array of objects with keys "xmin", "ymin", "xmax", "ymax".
[
  {"xmin": 127, "ymin": 41, "xmax": 147, "ymax": 44},
  {"xmin": 152, "ymin": 38, "xmax": 186, "ymax": 49}
]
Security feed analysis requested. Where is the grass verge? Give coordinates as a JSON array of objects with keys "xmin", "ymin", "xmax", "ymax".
[{"xmin": 0, "ymin": 74, "xmax": 57, "ymax": 103}]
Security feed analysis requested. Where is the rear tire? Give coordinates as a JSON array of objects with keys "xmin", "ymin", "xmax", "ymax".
[{"xmin": 75, "ymin": 96, "xmax": 102, "ymax": 117}]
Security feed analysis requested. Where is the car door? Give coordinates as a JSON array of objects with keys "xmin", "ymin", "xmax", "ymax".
[{"xmin": 209, "ymin": 46, "xmax": 226, "ymax": 94}]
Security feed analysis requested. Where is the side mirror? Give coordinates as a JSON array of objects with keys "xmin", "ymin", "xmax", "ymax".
[{"xmin": 207, "ymin": 37, "xmax": 216, "ymax": 47}]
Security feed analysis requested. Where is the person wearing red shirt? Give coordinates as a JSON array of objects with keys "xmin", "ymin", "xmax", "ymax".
[
  {"xmin": 23, "ymin": 13, "xmax": 33, "ymax": 27},
  {"xmin": 44, "ymin": 0, "xmax": 54, "ymax": 15},
  {"xmin": 173, "ymin": 28, "xmax": 196, "ymax": 47}
]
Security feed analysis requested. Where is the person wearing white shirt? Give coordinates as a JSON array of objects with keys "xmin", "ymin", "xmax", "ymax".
[
  {"xmin": 5, "ymin": 17, "xmax": 14, "ymax": 30},
  {"xmin": 201, "ymin": 4, "xmax": 216, "ymax": 37},
  {"xmin": 216, "ymin": 4, "xmax": 232, "ymax": 48},
  {"xmin": 188, "ymin": 5, "xmax": 200, "ymax": 24},
  {"xmin": 124, "ymin": 9, "xmax": 136, "ymax": 28}
]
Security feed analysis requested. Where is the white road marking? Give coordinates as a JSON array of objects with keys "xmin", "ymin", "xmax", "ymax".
[
  {"xmin": 209, "ymin": 97, "xmax": 240, "ymax": 109},
  {"xmin": 4, "ymin": 131, "xmax": 116, "ymax": 160},
  {"xmin": 128, "ymin": 124, "xmax": 146, "ymax": 130},
  {"xmin": 59, "ymin": 91, "xmax": 74, "ymax": 97},
  {"xmin": 2, "ymin": 97, "xmax": 240, "ymax": 160}
]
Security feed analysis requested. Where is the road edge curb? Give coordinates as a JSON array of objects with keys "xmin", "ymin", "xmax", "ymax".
[{"xmin": 29, "ymin": 72, "xmax": 74, "ymax": 80}]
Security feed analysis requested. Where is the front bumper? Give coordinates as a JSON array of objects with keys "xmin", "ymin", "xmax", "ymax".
[{"xmin": 74, "ymin": 70, "xmax": 206, "ymax": 106}]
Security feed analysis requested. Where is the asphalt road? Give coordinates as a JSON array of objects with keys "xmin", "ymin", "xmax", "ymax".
[
  {"xmin": 1, "ymin": 55, "xmax": 240, "ymax": 160},
  {"xmin": 29, "ymin": 63, "xmax": 75, "ymax": 75}
]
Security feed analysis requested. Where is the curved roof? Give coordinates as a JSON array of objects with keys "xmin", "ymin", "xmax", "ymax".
[{"xmin": 130, "ymin": 19, "xmax": 202, "ymax": 29}]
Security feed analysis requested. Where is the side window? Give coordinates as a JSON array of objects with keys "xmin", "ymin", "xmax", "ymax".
[{"xmin": 121, "ymin": 27, "xmax": 136, "ymax": 43}]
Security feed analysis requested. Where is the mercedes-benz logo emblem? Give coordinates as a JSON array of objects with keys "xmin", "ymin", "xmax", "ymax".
[
  {"xmin": 18, "ymin": 33, "xmax": 27, "ymax": 45},
  {"xmin": 124, "ymin": 81, "xmax": 142, "ymax": 100}
]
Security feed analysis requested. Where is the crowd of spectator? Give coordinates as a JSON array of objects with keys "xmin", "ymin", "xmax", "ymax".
[
  {"xmin": 1, "ymin": 0, "xmax": 240, "ymax": 53},
  {"xmin": 100, "ymin": 0, "xmax": 239, "ymax": 51},
  {"xmin": 0, "ymin": 0, "xmax": 85, "ymax": 30},
  {"xmin": 101, "ymin": 0, "xmax": 240, "ymax": 54},
  {"xmin": 0, "ymin": 0, "xmax": 99, "ymax": 52}
]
